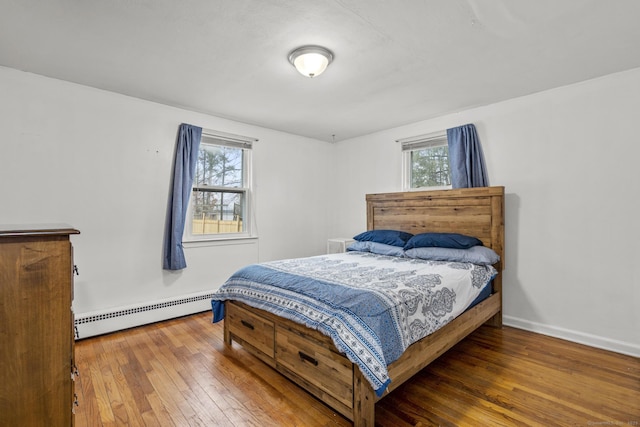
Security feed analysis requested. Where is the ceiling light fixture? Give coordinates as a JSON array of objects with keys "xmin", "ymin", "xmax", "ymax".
[{"xmin": 288, "ymin": 45, "xmax": 333, "ymax": 78}]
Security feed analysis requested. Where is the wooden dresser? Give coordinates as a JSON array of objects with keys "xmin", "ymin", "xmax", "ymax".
[{"xmin": 0, "ymin": 225, "xmax": 80, "ymax": 426}]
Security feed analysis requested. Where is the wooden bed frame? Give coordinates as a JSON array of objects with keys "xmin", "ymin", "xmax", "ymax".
[{"xmin": 223, "ymin": 186, "xmax": 504, "ymax": 426}]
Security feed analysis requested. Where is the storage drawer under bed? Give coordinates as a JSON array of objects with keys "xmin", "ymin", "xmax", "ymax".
[
  {"xmin": 276, "ymin": 324, "xmax": 354, "ymax": 411},
  {"xmin": 226, "ymin": 302, "xmax": 275, "ymax": 361}
]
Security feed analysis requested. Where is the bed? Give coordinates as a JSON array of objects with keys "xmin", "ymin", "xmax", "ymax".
[{"xmin": 211, "ymin": 186, "xmax": 504, "ymax": 426}]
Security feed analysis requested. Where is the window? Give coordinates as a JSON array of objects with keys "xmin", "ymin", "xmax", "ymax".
[
  {"xmin": 185, "ymin": 131, "xmax": 255, "ymax": 241},
  {"xmin": 399, "ymin": 132, "xmax": 451, "ymax": 190}
]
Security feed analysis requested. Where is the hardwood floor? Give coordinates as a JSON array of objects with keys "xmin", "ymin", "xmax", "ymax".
[{"xmin": 74, "ymin": 312, "xmax": 640, "ymax": 427}]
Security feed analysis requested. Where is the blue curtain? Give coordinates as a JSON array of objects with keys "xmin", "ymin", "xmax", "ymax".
[
  {"xmin": 163, "ymin": 124, "xmax": 202, "ymax": 270},
  {"xmin": 447, "ymin": 123, "xmax": 489, "ymax": 188}
]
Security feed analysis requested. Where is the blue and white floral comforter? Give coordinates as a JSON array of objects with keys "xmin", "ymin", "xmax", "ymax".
[{"xmin": 211, "ymin": 252, "xmax": 496, "ymax": 396}]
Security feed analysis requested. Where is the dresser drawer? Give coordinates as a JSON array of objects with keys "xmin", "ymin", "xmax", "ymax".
[
  {"xmin": 226, "ymin": 303, "xmax": 275, "ymax": 359},
  {"xmin": 276, "ymin": 325, "xmax": 353, "ymax": 409}
]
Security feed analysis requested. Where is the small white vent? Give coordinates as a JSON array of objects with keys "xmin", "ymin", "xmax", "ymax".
[{"xmin": 327, "ymin": 238, "xmax": 355, "ymax": 254}]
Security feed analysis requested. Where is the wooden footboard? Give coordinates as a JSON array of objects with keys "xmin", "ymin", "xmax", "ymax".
[{"xmin": 224, "ymin": 292, "xmax": 501, "ymax": 426}]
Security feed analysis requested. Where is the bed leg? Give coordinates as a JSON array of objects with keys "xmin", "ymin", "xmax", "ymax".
[
  {"xmin": 223, "ymin": 302, "xmax": 232, "ymax": 345},
  {"xmin": 485, "ymin": 290, "xmax": 503, "ymax": 328},
  {"xmin": 352, "ymin": 368, "xmax": 376, "ymax": 427},
  {"xmin": 486, "ymin": 310, "xmax": 503, "ymax": 328},
  {"xmin": 223, "ymin": 321, "xmax": 232, "ymax": 345}
]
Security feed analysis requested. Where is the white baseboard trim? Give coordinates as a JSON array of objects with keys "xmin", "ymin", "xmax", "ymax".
[
  {"xmin": 74, "ymin": 298, "xmax": 640, "ymax": 358},
  {"xmin": 74, "ymin": 290, "xmax": 214, "ymax": 339},
  {"xmin": 503, "ymin": 315, "xmax": 640, "ymax": 358}
]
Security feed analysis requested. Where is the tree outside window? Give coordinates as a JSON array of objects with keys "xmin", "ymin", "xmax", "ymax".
[
  {"xmin": 410, "ymin": 145, "xmax": 450, "ymax": 188},
  {"xmin": 400, "ymin": 132, "xmax": 452, "ymax": 190}
]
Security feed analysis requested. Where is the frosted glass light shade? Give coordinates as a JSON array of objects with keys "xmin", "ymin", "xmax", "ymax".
[{"xmin": 288, "ymin": 46, "xmax": 333, "ymax": 78}]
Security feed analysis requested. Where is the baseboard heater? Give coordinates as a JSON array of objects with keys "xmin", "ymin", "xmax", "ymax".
[{"xmin": 74, "ymin": 291, "xmax": 215, "ymax": 339}]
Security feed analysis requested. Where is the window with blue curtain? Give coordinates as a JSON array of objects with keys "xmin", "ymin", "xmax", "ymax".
[{"xmin": 399, "ymin": 123, "xmax": 489, "ymax": 190}]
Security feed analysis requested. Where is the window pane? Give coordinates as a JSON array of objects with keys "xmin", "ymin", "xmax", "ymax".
[
  {"xmin": 191, "ymin": 191, "xmax": 244, "ymax": 234},
  {"xmin": 410, "ymin": 146, "xmax": 451, "ymax": 188},
  {"xmin": 194, "ymin": 144, "xmax": 243, "ymax": 188}
]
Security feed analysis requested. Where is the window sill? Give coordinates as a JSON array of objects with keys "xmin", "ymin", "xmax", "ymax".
[
  {"xmin": 183, "ymin": 236, "xmax": 258, "ymax": 248},
  {"xmin": 404, "ymin": 185, "xmax": 452, "ymax": 192}
]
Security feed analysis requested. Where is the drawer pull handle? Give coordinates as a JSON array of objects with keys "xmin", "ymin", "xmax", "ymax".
[
  {"xmin": 240, "ymin": 320, "xmax": 255, "ymax": 330},
  {"xmin": 298, "ymin": 351, "xmax": 318, "ymax": 366}
]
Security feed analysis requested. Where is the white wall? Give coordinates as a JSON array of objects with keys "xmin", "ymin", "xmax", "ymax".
[
  {"xmin": 0, "ymin": 66, "xmax": 331, "ymax": 317},
  {"xmin": 2, "ymin": 64, "xmax": 638, "ymax": 356},
  {"xmin": 331, "ymin": 68, "xmax": 640, "ymax": 356}
]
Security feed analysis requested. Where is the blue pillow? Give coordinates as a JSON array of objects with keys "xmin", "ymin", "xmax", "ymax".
[
  {"xmin": 353, "ymin": 229, "xmax": 413, "ymax": 247},
  {"xmin": 347, "ymin": 241, "xmax": 406, "ymax": 257},
  {"xmin": 404, "ymin": 246, "xmax": 499, "ymax": 265},
  {"xmin": 403, "ymin": 232, "xmax": 483, "ymax": 250}
]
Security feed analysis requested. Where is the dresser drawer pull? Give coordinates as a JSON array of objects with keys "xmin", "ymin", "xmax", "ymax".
[
  {"xmin": 71, "ymin": 364, "xmax": 80, "ymax": 380},
  {"xmin": 240, "ymin": 320, "xmax": 255, "ymax": 330},
  {"xmin": 298, "ymin": 351, "xmax": 318, "ymax": 366}
]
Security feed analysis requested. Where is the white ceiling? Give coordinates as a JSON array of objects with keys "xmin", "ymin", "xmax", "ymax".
[{"xmin": 2, "ymin": 0, "xmax": 640, "ymax": 142}]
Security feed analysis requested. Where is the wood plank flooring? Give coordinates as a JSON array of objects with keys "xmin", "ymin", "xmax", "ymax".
[{"xmin": 74, "ymin": 312, "xmax": 640, "ymax": 427}]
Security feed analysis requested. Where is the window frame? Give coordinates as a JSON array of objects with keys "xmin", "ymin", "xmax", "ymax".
[
  {"xmin": 183, "ymin": 130, "xmax": 256, "ymax": 243},
  {"xmin": 399, "ymin": 131, "xmax": 452, "ymax": 191}
]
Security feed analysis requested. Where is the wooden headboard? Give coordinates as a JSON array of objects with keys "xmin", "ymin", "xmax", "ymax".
[{"xmin": 366, "ymin": 186, "xmax": 505, "ymax": 295}]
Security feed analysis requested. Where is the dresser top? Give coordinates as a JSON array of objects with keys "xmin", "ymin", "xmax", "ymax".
[{"xmin": 0, "ymin": 224, "xmax": 80, "ymax": 237}]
